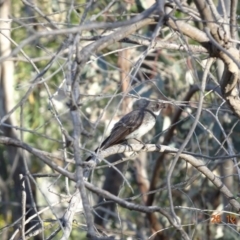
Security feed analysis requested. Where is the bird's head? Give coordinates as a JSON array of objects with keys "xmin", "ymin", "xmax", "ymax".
[
  {"xmin": 135, "ymin": 99, "xmax": 165, "ymax": 115},
  {"xmin": 148, "ymin": 101, "xmax": 165, "ymax": 115}
]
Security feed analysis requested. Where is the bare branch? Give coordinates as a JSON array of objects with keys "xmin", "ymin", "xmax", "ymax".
[
  {"xmin": 165, "ymin": 16, "xmax": 210, "ymax": 49},
  {"xmin": 166, "ymin": 58, "xmax": 214, "ymax": 224},
  {"xmin": 93, "ymin": 144, "xmax": 240, "ymax": 213},
  {"xmin": 230, "ymin": 0, "xmax": 238, "ymax": 41},
  {"xmin": 1, "ymin": 136, "xmax": 239, "ymax": 213},
  {"xmin": 193, "ymin": 0, "xmax": 215, "ymax": 28},
  {"xmin": 0, "ymin": 136, "xmax": 74, "ymax": 180},
  {"xmin": 0, "ymin": 4, "xmax": 157, "ymax": 63},
  {"xmin": 84, "ymin": 181, "xmax": 190, "ymax": 240}
]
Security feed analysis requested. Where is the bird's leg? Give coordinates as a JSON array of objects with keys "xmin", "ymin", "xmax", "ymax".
[
  {"xmin": 120, "ymin": 140, "xmax": 134, "ymax": 151},
  {"xmin": 133, "ymin": 138, "xmax": 146, "ymax": 149},
  {"xmin": 156, "ymin": 144, "xmax": 161, "ymax": 151}
]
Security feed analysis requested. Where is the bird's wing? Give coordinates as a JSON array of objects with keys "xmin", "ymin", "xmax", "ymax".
[{"xmin": 100, "ymin": 109, "xmax": 144, "ymax": 149}]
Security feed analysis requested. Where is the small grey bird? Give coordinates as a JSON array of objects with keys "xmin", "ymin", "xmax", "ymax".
[{"xmin": 85, "ymin": 100, "xmax": 165, "ymax": 161}]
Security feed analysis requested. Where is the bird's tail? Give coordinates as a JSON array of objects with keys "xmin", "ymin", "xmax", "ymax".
[{"xmin": 83, "ymin": 135, "xmax": 112, "ymax": 180}]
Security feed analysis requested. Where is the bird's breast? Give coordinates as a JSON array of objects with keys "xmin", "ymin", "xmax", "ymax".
[{"xmin": 126, "ymin": 114, "xmax": 156, "ymax": 139}]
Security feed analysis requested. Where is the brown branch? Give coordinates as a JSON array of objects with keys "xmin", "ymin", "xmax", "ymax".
[
  {"xmin": 69, "ymin": 6, "xmax": 158, "ymax": 237},
  {"xmin": 82, "ymin": 142, "xmax": 240, "ymax": 214},
  {"xmin": 0, "ymin": 136, "xmax": 74, "ymax": 180},
  {"xmin": 74, "ymin": 18, "xmax": 155, "ymax": 68},
  {"xmin": 192, "ymin": 1, "xmax": 240, "ymax": 118},
  {"xmin": 0, "ymin": 4, "xmax": 157, "ymax": 64},
  {"xmin": 204, "ymin": 29, "xmax": 240, "ymax": 118},
  {"xmin": 206, "ymin": 0, "xmax": 223, "ymax": 22},
  {"xmin": 193, "ymin": 0, "xmax": 215, "ymax": 28},
  {"xmin": 205, "ymin": 28, "xmax": 240, "ymax": 69},
  {"xmin": 81, "ymin": 34, "xmax": 208, "ymax": 53},
  {"xmin": 165, "ymin": 16, "xmax": 210, "ymax": 50},
  {"xmin": 145, "ymin": 84, "xmax": 222, "ymax": 232},
  {"xmin": 166, "ymin": 58, "xmax": 213, "ymax": 227},
  {"xmin": 147, "ymin": 84, "xmax": 221, "ymax": 202},
  {"xmin": 84, "ymin": 180, "xmax": 190, "ymax": 240},
  {"xmin": 164, "ymin": 4, "xmax": 238, "ymax": 112},
  {"xmin": 60, "ymin": 192, "xmax": 81, "ymax": 239},
  {"xmin": 93, "ymin": 144, "xmax": 240, "ymax": 213},
  {"xmin": 0, "ymin": 137, "xmax": 239, "ymax": 212}
]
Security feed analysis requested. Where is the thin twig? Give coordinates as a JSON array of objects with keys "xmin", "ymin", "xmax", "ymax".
[
  {"xmin": 166, "ymin": 58, "xmax": 213, "ymax": 223},
  {"xmin": 20, "ymin": 174, "xmax": 26, "ymax": 240}
]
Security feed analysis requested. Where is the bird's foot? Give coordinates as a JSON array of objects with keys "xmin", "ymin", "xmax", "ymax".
[
  {"xmin": 133, "ymin": 138, "xmax": 146, "ymax": 149},
  {"xmin": 121, "ymin": 140, "xmax": 134, "ymax": 151},
  {"xmin": 156, "ymin": 144, "xmax": 161, "ymax": 151}
]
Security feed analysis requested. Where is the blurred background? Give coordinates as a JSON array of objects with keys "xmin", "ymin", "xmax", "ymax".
[{"xmin": 0, "ymin": 0, "xmax": 239, "ymax": 239}]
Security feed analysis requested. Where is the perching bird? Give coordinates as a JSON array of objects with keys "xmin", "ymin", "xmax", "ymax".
[{"xmin": 85, "ymin": 100, "xmax": 165, "ymax": 162}]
